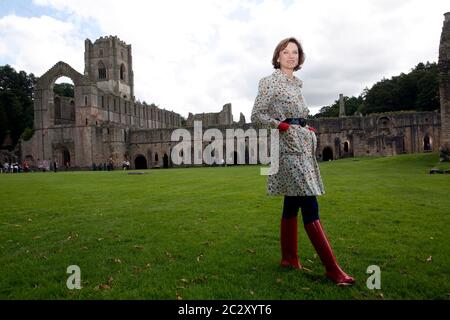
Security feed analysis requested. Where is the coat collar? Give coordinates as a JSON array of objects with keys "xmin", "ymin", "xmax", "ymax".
[{"xmin": 272, "ymin": 69, "xmax": 303, "ymax": 87}]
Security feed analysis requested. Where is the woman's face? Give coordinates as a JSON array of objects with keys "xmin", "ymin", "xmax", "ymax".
[{"xmin": 278, "ymin": 42, "xmax": 299, "ymax": 71}]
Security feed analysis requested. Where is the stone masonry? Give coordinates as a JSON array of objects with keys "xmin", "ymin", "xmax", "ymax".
[{"xmin": 20, "ymin": 21, "xmax": 448, "ymax": 169}]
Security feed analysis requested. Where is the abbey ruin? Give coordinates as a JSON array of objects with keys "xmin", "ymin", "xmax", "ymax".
[{"xmin": 20, "ymin": 12, "xmax": 450, "ymax": 169}]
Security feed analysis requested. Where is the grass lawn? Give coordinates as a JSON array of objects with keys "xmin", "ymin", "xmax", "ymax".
[{"xmin": 0, "ymin": 152, "xmax": 449, "ymax": 300}]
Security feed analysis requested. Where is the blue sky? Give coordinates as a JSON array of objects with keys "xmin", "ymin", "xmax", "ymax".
[
  {"xmin": 0, "ymin": 0, "xmax": 448, "ymax": 119},
  {"xmin": 0, "ymin": 0, "xmax": 52, "ymax": 17},
  {"xmin": 0, "ymin": 0, "xmax": 101, "ymax": 45}
]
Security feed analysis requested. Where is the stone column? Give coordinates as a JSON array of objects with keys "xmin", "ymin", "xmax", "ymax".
[
  {"xmin": 339, "ymin": 94, "xmax": 346, "ymax": 117},
  {"xmin": 439, "ymin": 12, "xmax": 450, "ymax": 161}
]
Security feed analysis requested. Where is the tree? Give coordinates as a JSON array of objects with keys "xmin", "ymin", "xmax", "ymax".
[
  {"xmin": 0, "ymin": 65, "xmax": 36, "ymax": 148},
  {"xmin": 54, "ymin": 83, "xmax": 74, "ymax": 97},
  {"xmin": 313, "ymin": 96, "xmax": 364, "ymax": 118},
  {"xmin": 364, "ymin": 62, "xmax": 439, "ymax": 114},
  {"xmin": 0, "ymin": 103, "xmax": 7, "ymax": 146},
  {"xmin": 314, "ymin": 62, "xmax": 439, "ymax": 118}
]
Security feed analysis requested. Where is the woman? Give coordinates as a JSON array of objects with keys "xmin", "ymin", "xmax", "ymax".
[{"xmin": 251, "ymin": 37, "xmax": 355, "ymax": 286}]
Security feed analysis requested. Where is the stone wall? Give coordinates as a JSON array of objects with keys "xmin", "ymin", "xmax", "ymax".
[
  {"xmin": 439, "ymin": 12, "xmax": 450, "ymax": 160},
  {"xmin": 186, "ymin": 103, "xmax": 233, "ymax": 127}
]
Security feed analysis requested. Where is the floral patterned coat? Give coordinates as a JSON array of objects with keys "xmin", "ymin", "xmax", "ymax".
[{"xmin": 251, "ymin": 69, "xmax": 325, "ymax": 196}]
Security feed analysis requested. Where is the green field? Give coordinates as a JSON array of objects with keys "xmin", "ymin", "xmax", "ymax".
[{"xmin": 0, "ymin": 153, "xmax": 449, "ymax": 300}]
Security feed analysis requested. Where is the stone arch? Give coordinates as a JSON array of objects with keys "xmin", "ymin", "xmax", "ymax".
[
  {"xmin": 377, "ymin": 116, "xmax": 394, "ymax": 136},
  {"xmin": 34, "ymin": 61, "xmax": 91, "ymax": 131},
  {"xmin": 37, "ymin": 61, "xmax": 86, "ymax": 89},
  {"xmin": 322, "ymin": 146, "xmax": 334, "ymax": 161},
  {"xmin": 135, "ymin": 154, "xmax": 148, "ymax": 169},
  {"xmin": 53, "ymin": 144, "xmax": 72, "ymax": 168},
  {"xmin": 377, "ymin": 116, "xmax": 394, "ymax": 127}
]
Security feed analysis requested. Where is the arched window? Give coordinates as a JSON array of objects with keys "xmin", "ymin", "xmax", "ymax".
[
  {"xmin": 98, "ymin": 61, "xmax": 107, "ymax": 80},
  {"xmin": 120, "ymin": 64, "xmax": 126, "ymax": 81},
  {"xmin": 323, "ymin": 147, "xmax": 334, "ymax": 161},
  {"xmin": 155, "ymin": 153, "xmax": 159, "ymax": 162},
  {"xmin": 135, "ymin": 155, "xmax": 147, "ymax": 169},
  {"xmin": 424, "ymin": 136, "xmax": 432, "ymax": 152}
]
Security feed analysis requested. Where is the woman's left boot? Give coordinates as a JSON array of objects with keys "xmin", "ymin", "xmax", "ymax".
[{"xmin": 304, "ymin": 219, "xmax": 355, "ymax": 285}]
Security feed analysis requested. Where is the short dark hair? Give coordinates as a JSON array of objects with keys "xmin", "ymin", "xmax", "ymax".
[{"xmin": 272, "ymin": 37, "xmax": 305, "ymax": 71}]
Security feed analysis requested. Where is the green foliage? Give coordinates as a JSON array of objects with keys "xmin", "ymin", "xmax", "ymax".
[
  {"xmin": 315, "ymin": 62, "xmax": 440, "ymax": 118},
  {"xmin": 0, "ymin": 65, "xmax": 36, "ymax": 147},
  {"xmin": 53, "ymin": 83, "xmax": 74, "ymax": 97},
  {"xmin": 313, "ymin": 96, "xmax": 365, "ymax": 118},
  {"xmin": 20, "ymin": 127, "xmax": 34, "ymax": 141},
  {"xmin": 0, "ymin": 99, "xmax": 9, "ymax": 145},
  {"xmin": 365, "ymin": 62, "xmax": 439, "ymax": 114}
]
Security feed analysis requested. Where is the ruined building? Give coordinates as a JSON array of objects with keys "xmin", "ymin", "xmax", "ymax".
[
  {"xmin": 21, "ymin": 36, "xmax": 182, "ymax": 169},
  {"xmin": 439, "ymin": 12, "xmax": 450, "ymax": 161},
  {"xmin": 20, "ymin": 13, "xmax": 449, "ymax": 169}
]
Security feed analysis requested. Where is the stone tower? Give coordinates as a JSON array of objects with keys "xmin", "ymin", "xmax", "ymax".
[
  {"xmin": 84, "ymin": 36, "xmax": 134, "ymax": 100},
  {"xmin": 439, "ymin": 12, "xmax": 450, "ymax": 161}
]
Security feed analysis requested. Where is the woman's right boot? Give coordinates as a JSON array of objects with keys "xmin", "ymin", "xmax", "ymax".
[{"xmin": 280, "ymin": 217, "xmax": 302, "ymax": 269}]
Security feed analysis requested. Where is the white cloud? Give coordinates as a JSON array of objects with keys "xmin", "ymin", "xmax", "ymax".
[
  {"xmin": 0, "ymin": 14, "xmax": 84, "ymax": 75},
  {"xmin": 1, "ymin": 0, "xmax": 449, "ymax": 119}
]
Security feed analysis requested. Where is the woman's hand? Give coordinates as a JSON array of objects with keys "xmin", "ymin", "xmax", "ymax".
[
  {"xmin": 278, "ymin": 122, "xmax": 290, "ymax": 132},
  {"xmin": 307, "ymin": 126, "xmax": 316, "ymax": 133}
]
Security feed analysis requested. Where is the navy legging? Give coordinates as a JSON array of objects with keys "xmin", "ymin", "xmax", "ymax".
[{"xmin": 282, "ymin": 196, "xmax": 320, "ymax": 225}]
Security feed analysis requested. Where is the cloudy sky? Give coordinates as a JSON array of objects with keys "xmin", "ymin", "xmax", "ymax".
[{"xmin": 0, "ymin": 0, "xmax": 448, "ymax": 120}]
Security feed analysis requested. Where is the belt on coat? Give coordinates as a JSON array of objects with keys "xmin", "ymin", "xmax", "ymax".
[{"xmin": 279, "ymin": 118, "xmax": 307, "ymax": 127}]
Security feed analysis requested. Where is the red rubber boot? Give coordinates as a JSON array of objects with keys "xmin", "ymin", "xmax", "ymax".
[
  {"xmin": 280, "ymin": 217, "xmax": 302, "ymax": 269},
  {"xmin": 304, "ymin": 220, "xmax": 355, "ymax": 285}
]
